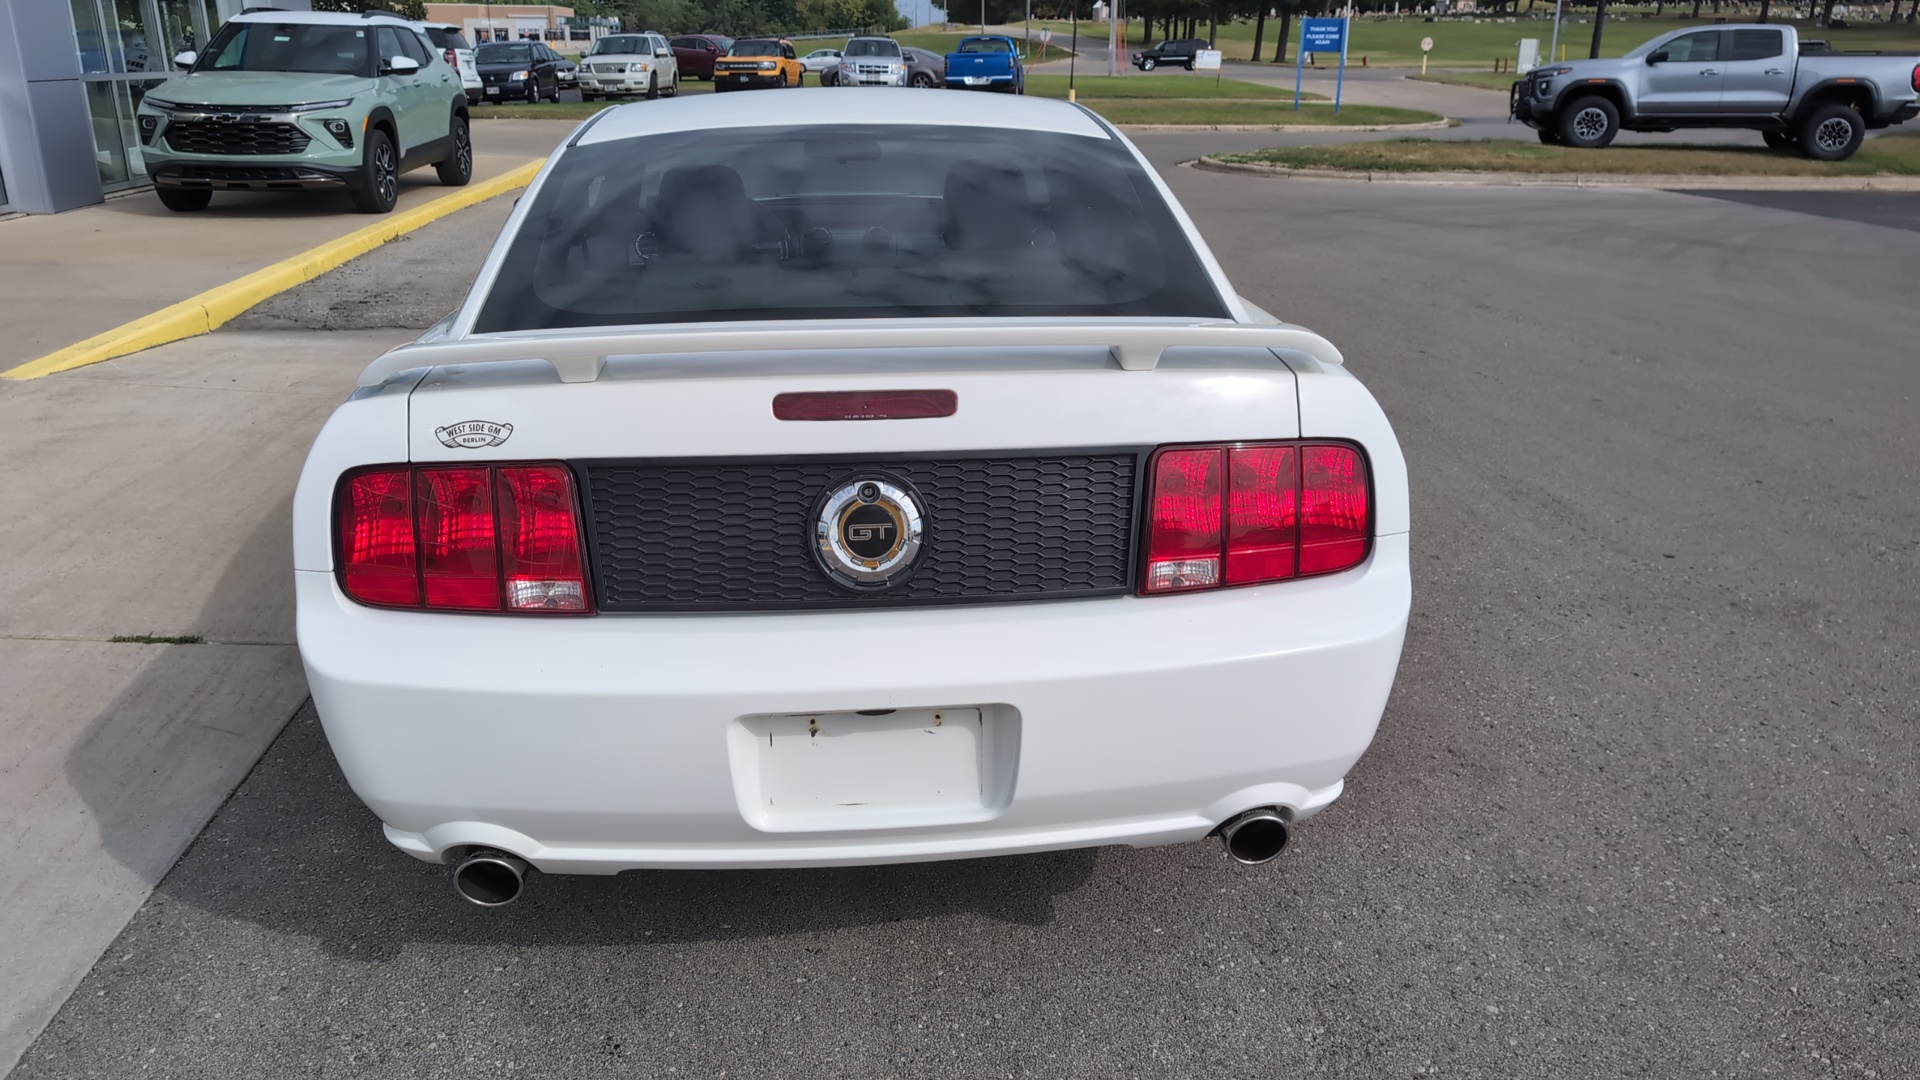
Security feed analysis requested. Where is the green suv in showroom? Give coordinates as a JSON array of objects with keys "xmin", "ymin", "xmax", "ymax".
[{"xmin": 137, "ymin": 9, "xmax": 472, "ymax": 214}]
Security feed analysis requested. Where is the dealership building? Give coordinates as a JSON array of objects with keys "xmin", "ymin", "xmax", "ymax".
[{"xmin": 0, "ymin": 1, "xmax": 591, "ymax": 216}]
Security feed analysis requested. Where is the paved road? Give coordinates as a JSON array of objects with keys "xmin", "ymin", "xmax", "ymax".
[{"xmin": 12, "ymin": 139, "xmax": 1920, "ymax": 1078}]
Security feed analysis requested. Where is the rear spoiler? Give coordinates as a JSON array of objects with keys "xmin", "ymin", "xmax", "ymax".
[{"xmin": 354, "ymin": 318, "xmax": 1345, "ymax": 388}]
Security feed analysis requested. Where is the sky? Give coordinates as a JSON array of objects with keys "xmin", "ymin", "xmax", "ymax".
[{"xmin": 896, "ymin": 1, "xmax": 947, "ymax": 27}]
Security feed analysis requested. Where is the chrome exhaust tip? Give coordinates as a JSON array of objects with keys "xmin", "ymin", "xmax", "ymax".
[
  {"xmin": 452, "ymin": 849, "xmax": 529, "ymax": 907},
  {"xmin": 1219, "ymin": 809, "xmax": 1290, "ymax": 865}
]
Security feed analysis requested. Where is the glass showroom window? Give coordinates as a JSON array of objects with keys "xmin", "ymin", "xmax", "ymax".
[{"xmin": 69, "ymin": 0, "xmax": 224, "ymax": 191}]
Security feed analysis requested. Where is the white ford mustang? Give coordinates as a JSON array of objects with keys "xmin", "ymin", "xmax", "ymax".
[{"xmin": 293, "ymin": 89, "xmax": 1411, "ymax": 906}]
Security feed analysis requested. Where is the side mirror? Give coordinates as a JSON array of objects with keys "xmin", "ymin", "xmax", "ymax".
[
  {"xmin": 655, "ymin": 48, "xmax": 671, "ymax": 58},
  {"xmin": 173, "ymin": 50, "xmax": 197, "ymax": 66},
  {"xmin": 386, "ymin": 55, "xmax": 420, "ymax": 74},
  {"xmin": 1646, "ymin": 49, "xmax": 1668, "ymax": 64}
]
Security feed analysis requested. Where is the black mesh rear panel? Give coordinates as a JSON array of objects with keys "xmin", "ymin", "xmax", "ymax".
[{"xmin": 584, "ymin": 453, "xmax": 1139, "ymax": 610}]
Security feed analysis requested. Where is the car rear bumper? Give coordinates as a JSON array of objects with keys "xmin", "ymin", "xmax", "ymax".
[
  {"xmin": 946, "ymin": 73, "xmax": 1016, "ymax": 88},
  {"xmin": 298, "ymin": 534, "xmax": 1411, "ymax": 873}
]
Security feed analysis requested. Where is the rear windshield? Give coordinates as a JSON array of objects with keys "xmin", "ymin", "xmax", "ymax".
[
  {"xmin": 731, "ymin": 39, "xmax": 780, "ymax": 56},
  {"xmin": 589, "ymin": 37, "xmax": 648, "ymax": 55},
  {"xmin": 425, "ymin": 27, "xmax": 470, "ymax": 50},
  {"xmin": 476, "ymin": 43, "xmax": 532, "ymax": 63},
  {"xmin": 845, "ymin": 39, "xmax": 901, "ymax": 57},
  {"xmin": 957, "ymin": 38, "xmax": 1012, "ymax": 53},
  {"xmin": 473, "ymin": 124, "xmax": 1228, "ymax": 333}
]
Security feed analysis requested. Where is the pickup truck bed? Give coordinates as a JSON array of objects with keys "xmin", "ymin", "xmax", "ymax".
[{"xmin": 945, "ymin": 36, "xmax": 1024, "ymax": 93}]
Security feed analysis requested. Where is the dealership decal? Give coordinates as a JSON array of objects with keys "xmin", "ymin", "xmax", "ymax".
[{"xmin": 435, "ymin": 420, "xmax": 514, "ymax": 449}]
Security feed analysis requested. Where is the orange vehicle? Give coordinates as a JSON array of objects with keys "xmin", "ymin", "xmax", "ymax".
[{"xmin": 713, "ymin": 36, "xmax": 803, "ymax": 90}]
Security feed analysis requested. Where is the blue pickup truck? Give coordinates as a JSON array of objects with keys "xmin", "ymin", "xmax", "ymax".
[{"xmin": 944, "ymin": 36, "xmax": 1024, "ymax": 93}]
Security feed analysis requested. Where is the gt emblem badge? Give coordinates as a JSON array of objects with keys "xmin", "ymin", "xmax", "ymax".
[
  {"xmin": 434, "ymin": 420, "xmax": 514, "ymax": 449},
  {"xmin": 814, "ymin": 478, "xmax": 924, "ymax": 589}
]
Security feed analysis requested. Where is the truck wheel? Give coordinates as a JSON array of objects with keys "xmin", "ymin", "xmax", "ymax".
[
  {"xmin": 645, "ymin": 72, "xmax": 658, "ymax": 100},
  {"xmin": 435, "ymin": 115, "xmax": 472, "ymax": 187},
  {"xmin": 1798, "ymin": 104, "xmax": 1863, "ymax": 161},
  {"xmin": 666, "ymin": 72, "xmax": 680, "ymax": 96},
  {"xmin": 1557, "ymin": 95, "xmax": 1619, "ymax": 149},
  {"xmin": 348, "ymin": 128, "xmax": 399, "ymax": 214},
  {"xmin": 1141, "ymin": 57, "xmax": 1157, "ymax": 71},
  {"xmin": 156, "ymin": 187, "xmax": 211, "ymax": 212},
  {"xmin": 1761, "ymin": 130, "xmax": 1796, "ymax": 151},
  {"xmin": 1536, "ymin": 129, "xmax": 1562, "ymax": 145}
]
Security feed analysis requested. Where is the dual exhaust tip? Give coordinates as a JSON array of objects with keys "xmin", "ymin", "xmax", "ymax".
[
  {"xmin": 453, "ymin": 849, "xmax": 529, "ymax": 907},
  {"xmin": 453, "ymin": 811, "xmax": 1290, "ymax": 904},
  {"xmin": 1218, "ymin": 808, "xmax": 1291, "ymax": 865}
]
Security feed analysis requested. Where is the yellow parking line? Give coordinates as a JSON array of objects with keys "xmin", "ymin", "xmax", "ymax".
[{"xmin": 1, "ymin": 158, "xmax": 546, "ymax": 381}]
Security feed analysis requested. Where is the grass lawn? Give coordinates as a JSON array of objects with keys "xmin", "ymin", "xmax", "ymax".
[
  {"xmin": 1024, "ymin": 74, "xmax": 1323, "ymax": 100},
  {"xmin": 1409, "ymin": 70, "xmax": 1522, "ymax": 92},
  {"xmin": 1032, "ymin": 14, "xmax": 1920, "ymax": 68},
  {"xmin": 1083, "ymin": 100, "xmax": 1442, "ymax": 125},
  {"xmin": 471, "ymin": 83, "xmax": 1390, "ymax": 124},
  {"xmin": 1211, "ymin": 133, "xmax": 1920, "ymax": 175}
]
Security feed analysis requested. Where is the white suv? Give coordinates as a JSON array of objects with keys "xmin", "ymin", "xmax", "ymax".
[
  {"xmin": 418, "ymin": 23, "xmax": 482, "ymax": 104},
  {"xmin": 836, "ymin": 36, "xmax": 907, "ymax": 86},
  {"xmin": 579, "ymin": 32, "xmax": 679, "ymax": 100}
]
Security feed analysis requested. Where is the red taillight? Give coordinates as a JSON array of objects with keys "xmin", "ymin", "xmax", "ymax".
[
  {"xmin": 1143, "ymin": 447, "xmax": 1223, "ymax": 592},
  {"xmin": 340, "ymin": 469, "xmax": 417, "ymax": 606},
  {"xmin": 337, "ymin": 463, "xmax": 592, "ymax": 614},
  {"xmin": 418, "ymin": 467, "xmax": 499, "ymax": 610},
  {"xmin": 773, "ymin": 389, "xmax": 958, "ymax": 421},
  {"xmin": 444, "ymin": 47, "xmax": 458, "ymax": 68},
  {"xmin": 1141, "ymin": 441, "xmax": 1368, "ymax": 595},
  {"xmin": 1299, "ymin": 444, "xmax": 1370, "ymax": 576},
  {"xmin": 496, "ymin": 465, "xmax": 590, "ymax": 611}
]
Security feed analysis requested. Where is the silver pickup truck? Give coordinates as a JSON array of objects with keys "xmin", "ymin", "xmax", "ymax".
[{"xmin": 1511, "ymin": 24, "xmax": 1919, "ymax": 160}]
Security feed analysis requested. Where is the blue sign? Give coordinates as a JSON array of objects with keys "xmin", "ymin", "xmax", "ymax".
[
  {"xmin": 1290, "ymin": 17, "xmax": 1351, "ymax": 115},
  {"xmin": 1300, "ymin": 18, "xmax": 1347, "ymax": 53}
]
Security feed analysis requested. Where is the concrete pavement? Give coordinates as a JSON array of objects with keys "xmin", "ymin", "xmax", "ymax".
[
  {"xmin": 0, "ymin": 328, "xmax": 414, "ymax": 1075},
  {"xmin": 0, "ymin": 119, "xmax": 569, "ymax": 371}
]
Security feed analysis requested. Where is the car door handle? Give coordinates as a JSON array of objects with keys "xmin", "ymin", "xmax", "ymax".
[
  {"xmin": 1699, "ymin": 68, "xmax": 1719, "ymax": 76},
  {"xmin": 1764, "ymin": 68, "xmax": 1786, "ymax": 75}
]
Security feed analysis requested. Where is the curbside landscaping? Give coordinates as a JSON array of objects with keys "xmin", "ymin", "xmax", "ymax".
[{"xmin": 1192, "ymin": 155, "xmax": 1920, "ymax": 191}]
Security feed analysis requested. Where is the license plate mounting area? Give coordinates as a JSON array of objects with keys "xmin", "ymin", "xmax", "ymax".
[{"xmin": 729, "ymin": 706, "xmax": 1019, "ymax": 832}]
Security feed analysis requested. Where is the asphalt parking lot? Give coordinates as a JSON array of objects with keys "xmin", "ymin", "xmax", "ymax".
[{"xmin": 10, "ymin": 133, "xmax": 1920, "ymax": 1079}]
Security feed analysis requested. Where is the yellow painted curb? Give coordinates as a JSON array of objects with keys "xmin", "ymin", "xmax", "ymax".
[{"xmin": 1, "ymin": 158, "xmax": 546, "ymax": 381}]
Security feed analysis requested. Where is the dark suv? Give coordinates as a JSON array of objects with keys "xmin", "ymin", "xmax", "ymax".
[
  {"xmin": 670, "ymin": 34, "xmax": 733, "ymax": 80},
  {"xmin": 1132, "ymin": 38, "xmax": 1209, "ymax": 71}
]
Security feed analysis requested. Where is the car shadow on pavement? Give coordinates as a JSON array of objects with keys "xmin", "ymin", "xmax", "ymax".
[
  {"xmin": 62, "ymin": 494, "xmax": 1099, "ymax": 963},
  {"xmin": 148, "ymin": 701, "xmax": 1102, "ymax": 962}
]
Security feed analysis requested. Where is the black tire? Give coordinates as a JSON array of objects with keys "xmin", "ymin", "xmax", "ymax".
[
  {"xmin": 156, "ymin": 187, "xmax": 211, "ymax": 212},
  {"xmin": 645, "ymin": 72, "xmax": 658, "ymax": 100},
  {"xmin": 348, "ymin": 128, "xmax": 399, "ymax": 214},
  {"xmin": 1556, "ymin": 95, "xmax": 1620, "ymax": 149},
  {"xmin": 1797, "ymin": 103, "xmax": 1863, "ymax": 161},
  {"xmin": 1140, "ymin": 57, "xmax": 1157, "ymax": 71},
  {"xmin": 911, "ymin": 71, "xmax": 934, "ymax": 88},
  {"xmin": 435, "ymin": 114, "xmax": 472, "ymax": 186},
  {"xmin": 1536, "ymin": 128, "xmax": 1562, "ymax": 145},
  {"xmin": 715, "ymin": 82, "xmax": 731, "ymax": 93},
  {"xmin": 523, "ymin": 78, "xmax": 538, "ymax": 103},
  {"xmin": 1184, "ymin": 60, "xmax": 1195, "ymax": 71},
  {"xmin": 667, "ymin": 72, "xmax": 679, "ymax": 96},
  {"xmin": 1761, "ymin": 129, "xmax": 1796, "ymax": 151},
  {"xmin": 545, "ymin": 77, "xmax": 560, "ymax": 103}
]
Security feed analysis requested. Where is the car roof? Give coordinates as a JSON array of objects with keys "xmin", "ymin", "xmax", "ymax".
[
  {"xmin": 576, "ymin": 88, "xmax": 1110, "ymax": 144},
  {"xmin": 231, "ymin": 8, "xmax": 409, "ymax": 25}
]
